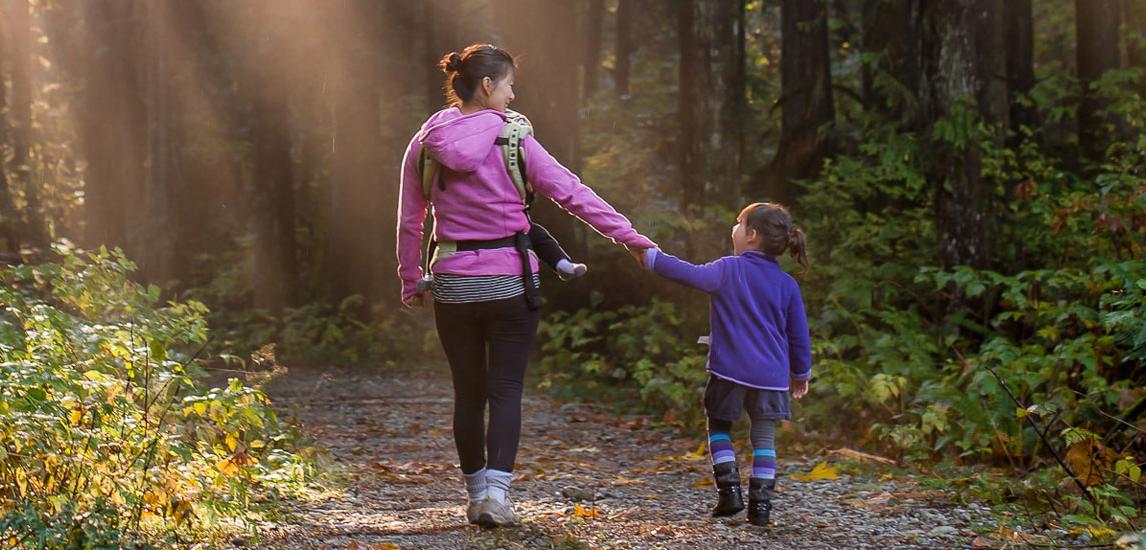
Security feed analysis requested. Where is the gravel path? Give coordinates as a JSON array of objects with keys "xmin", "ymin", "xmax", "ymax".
[{"xmin": 251, "ymin": 365, "xmax": 1007, "ymax": 549}]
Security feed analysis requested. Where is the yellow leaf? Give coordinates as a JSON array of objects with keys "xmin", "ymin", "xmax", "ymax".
[
  {"xmin": 215, "ymin": 457, "xmax": 240, "ymax": 475},
  {"xmin": 682, "ymin": 442, "xmax": 708, "ymax": 461},
  {"xmin": 790, "ymin": 462, "xmax": 840, "ymax": 481},
  {"xmin": 226, "ymin": 433, "xmax": 239, "ymax": 452},
  {"xmin": 1065, "ymin": 438, "xmax": 1117, "ymax": 486},
  {"xmin": 193, "ymin": 402, "xmax": 207, "ymax": 415},
  {"xmin": 69, "ymin": 407, "xmax": 83, "ymax": 426},
  {"xmin": 692, "ymin": 476, "xmax": 714, "ymax": 488},
  {"xmin": 572, "ymin": 504, "xmax": 600, "ymax": 519},
  {"xmin": 379, "ymin": 544, "xmax": 400, "ymax": 550}
]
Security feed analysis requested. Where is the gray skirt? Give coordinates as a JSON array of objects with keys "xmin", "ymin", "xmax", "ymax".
[{"xmin": 704, "ymin": 374, "xmax": 792, "ymax": 422}]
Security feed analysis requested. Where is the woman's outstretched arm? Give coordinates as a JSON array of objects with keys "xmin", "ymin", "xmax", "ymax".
[{"xmin": 522, "ymin": 135, "xmax": 656, "ymax": 251}]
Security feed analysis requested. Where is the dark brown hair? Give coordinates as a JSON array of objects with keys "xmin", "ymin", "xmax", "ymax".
[
  {"xmin": 739, "ymin": 202, "xmax": 810, "ymax": 271},
  {"xmin": 438, "ymin": 44, "xmax": 517, "ymax": 106}
]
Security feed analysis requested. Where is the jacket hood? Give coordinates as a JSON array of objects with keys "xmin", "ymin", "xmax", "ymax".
[{"xmin": 416, "ymin": 107, "xmax": 507, "ymax": 173}]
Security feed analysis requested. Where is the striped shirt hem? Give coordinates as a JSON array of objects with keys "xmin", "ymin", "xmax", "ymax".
[{"xmin": 431, "ymin": 273, "xmax": 542, "ymax": 304}]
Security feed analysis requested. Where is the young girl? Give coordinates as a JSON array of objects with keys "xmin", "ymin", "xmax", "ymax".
[{"xmin": 645, "ymin": 202, "xmax": 812, "ymax": 527}]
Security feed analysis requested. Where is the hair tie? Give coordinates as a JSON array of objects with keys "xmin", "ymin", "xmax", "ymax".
[{"xmin": 446, "ymin": 53, "xmax": 463, "ymax": 72}]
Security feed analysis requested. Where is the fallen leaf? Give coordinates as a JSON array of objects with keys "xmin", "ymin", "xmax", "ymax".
[
  {"xmin": 789, "ymin": 461, "xmax": 840, "ymax": 481},
  {"xmin": 828, "ymin": 448, "xmax": 898, "ymax": 465},
  {"xmin": 1065, "ymin": 438, "xmax": 1118, "ymax": 486},
  {"xmin": 571, "ymin": 504, "xmax": 600, "ymax": 519}
]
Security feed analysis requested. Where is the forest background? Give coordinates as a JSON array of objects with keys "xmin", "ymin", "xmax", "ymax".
[{"xmin": 0, "ymin": 0, "xmax": 1143, "ymax": 546}]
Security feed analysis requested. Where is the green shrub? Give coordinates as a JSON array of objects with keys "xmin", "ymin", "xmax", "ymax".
[{"xmin": 0, "ymin": 245, "xmax": 314, "ymax": 548}]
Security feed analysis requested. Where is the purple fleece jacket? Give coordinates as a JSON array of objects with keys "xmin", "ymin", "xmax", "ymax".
[
  {"xmin": 647, "ymin": 249, "xmax": 812, "ymax": 390},
  {"xmin": 396, "ymin": 107, "xmax": 656, "ymax": 302}
]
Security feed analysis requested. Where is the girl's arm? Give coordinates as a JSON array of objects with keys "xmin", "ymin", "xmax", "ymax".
[
  {"xmin": 522, "ymin": 136, "xmax": 656, "ymax": 250},
  {"xmin": 396, "ymin": 137, "xmax": 428, "ymax": 304},
  {"xmin": 646, "ymin": 249, "xmax": 727, "ymax": 294},
  {"xmin": 786, "ymin": 283, "xmax": 812, "ymax": 381}
]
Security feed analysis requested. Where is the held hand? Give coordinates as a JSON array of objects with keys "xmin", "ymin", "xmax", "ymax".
[
  {"xmin": 626, "ymin": 245, "xmax": 649, "ymax": 270},
  {"xmin": 791, "ymin": 378, "xmax": 809, "ymax": 400},
  {"xmin": 403, "ymin": 293, "xmax": 427, "ymax": 308}
]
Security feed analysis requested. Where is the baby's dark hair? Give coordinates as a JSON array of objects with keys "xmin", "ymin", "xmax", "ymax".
[
  {"xmin": 438, "ymin": 44, "xmax": 517, "ymax": 106},
  {"xmin": 740, "ymin": 202, "xmax": 810, "ymax": 270}
]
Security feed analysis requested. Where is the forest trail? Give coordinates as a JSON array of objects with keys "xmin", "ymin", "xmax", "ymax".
[{"xmin": 252, "ymin": 365, "xmax": 1002, "ymax": 549}]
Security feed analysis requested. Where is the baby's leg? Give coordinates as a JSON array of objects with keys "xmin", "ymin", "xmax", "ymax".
[{"xmin": 528, "ymin": 222, "xmax": 586, "ymax": 280}]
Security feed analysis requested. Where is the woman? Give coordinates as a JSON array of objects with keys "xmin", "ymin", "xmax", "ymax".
[{"xmin": 395, "ymin": 44, "xmax": 655, "ymax": 527}]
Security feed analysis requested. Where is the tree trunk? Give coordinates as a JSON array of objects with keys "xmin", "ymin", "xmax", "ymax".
[
  {"xmin": 326, "ymin": 0, "xmax": 388, "ymax": 307},
  {"xmin": 0, "ymin": 9, "xmax": 20, "ymax": 253},
  {"xmin": 615, "ymin": 0, "xmax": 633, "ymax": 97},
  {"xmin": 424, "ymin": 0, "xmax": 459, "ymax": 113},
  {"xmin": 81, "ymin": 1, "xmax": 146, "ymax": 255},
  {"xmin": 753, "ymin": 0, "xmax": 834, "ymax": 205},
  {"xmin": 584, "ymin": 0, "xmax": 605, "ymax": 99},
  {"xmin": 140, "ymin": 0, "xmax": 176, "ymax": 282},
  {"xmin": 1125, "ymin": 1, "xmax": 1146, "ymax": 93},
  {"xmin": 861, "ymin": 0, "xmax": 926, "ymax": 126},
  {"xmin": 923, "ymin": 0, "xmax": 1005, "ymax": 269},
  {"xmin": 679, "ymin": 0, "xmax": 743, "ymax": 254},
  {"xmin": 249, "ymin": 2, "xmax": 297, "ymax": 314},
  {"xmin": 7, "ymin": 0, "xmax": 46, "ymax": 247},
  {"xmin": 1076, "ymin": 0, "xmax": 1122, "ymax": 165},
  {"xmin": 1005, "ymin": 0, "xmax": 1036, "ymax": 144}
]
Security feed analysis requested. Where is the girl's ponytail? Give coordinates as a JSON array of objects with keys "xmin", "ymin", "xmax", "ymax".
[{"xmin": 789, "ymin": 226, "xmax": 810, "ymax": 271}]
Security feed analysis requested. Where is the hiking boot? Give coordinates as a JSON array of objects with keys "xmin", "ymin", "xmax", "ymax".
[
  {"xmin": 466, "ymin": 500, "xmax": 482, "ymax": 524},
  {"xmin": 711, "ymin": 462, "xmax": 745, "ymax": 517},
  {"xmin": 477, "ymin": 498, "xmax": 518, "ymax": 527},
  {"xmin": 747, "ymin": 477, "xmax": 775, "ymax": 527}
]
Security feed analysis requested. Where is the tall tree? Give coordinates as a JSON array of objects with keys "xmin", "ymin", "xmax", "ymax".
[
  {"xmin": 248, "ymin": 1, "xmax": 297, "ymax": 314},
  {"xmin": 7, "ymin": 0, "xmax": 46, "ymax": 246},
  {"xmin": 584, "ymin": 0, "xmax": 605, "ymax": 99},
  {"xmin": 861, "ymin": 0, "xmax": 926, "ymax": 125},
  {"xmin": 1076, "ymin": 0, "xmax": 1123, "ymax": 165},
  {"xmin": 81, "ymin": 1, "xmax": 145, "ymax": 255},
  {"xmin": 923, "ymin": 0, "xmax": 1006, "ymax": 269},
  {"xmin": 326, "ymin": 0, "xmax": 411, "ymax": 306},
  {"xmin": 0, "ymin": 7, "xmax": 20, "ymax": 253},
  {"xmin": 615, "ymin": 0, "xmax": 633, "ymax": 97},
  {"xmin": 679, "ymin": 0, "xmax": 744, "ymax": 253},
  {"xmin": 424, "ymin": 0, "xmax": 459, "ymax": 113},
  {"xmin": 1125, "ymin": 0, "xmax": 1146, "ymax": 93},
  {"xmin": 754, "ymin": 0, "xmax": 834, "ymax": 205},
  {"xmin": 139, "ymin": 0, "xmax": 177, "ymax": 282},
  {"xmin": 1005, "ymin": 0, "xmax": 1036, "ymax": 144}
]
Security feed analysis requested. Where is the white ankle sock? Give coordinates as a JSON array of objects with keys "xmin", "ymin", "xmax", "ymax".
[
  {"xmin": 463, "ymin": 468, "xmax": 487, "ymax": 501},
  {"xmin": 485, "ymin": 469, "xmax": 513, "ymax": 504},
  {"xmin": 556, "ymin": 259, "xmax": 577, "ymax": 274}
]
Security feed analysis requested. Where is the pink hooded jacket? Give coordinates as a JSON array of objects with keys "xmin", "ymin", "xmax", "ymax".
[{"xmin": 396, "ymin": 107, "xmax": 656, "ymax": 303}]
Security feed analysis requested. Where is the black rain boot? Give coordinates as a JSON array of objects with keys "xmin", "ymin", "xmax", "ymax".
[
  {"xmin": 711, "ymin": 462, "xmax": 745, "ymax": 517},
  {"xmin": 747, "ymin": 477, "xmax": 775, "ymax": 527}
]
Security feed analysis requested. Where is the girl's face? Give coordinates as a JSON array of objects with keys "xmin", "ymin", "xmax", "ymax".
[
  {"xmin": 731, "ymin": 215, "xmax": 758, "ymax": 255},
  {"xmin": 479, "ymin": 70, "xmax": 516, "ymax": 112}
]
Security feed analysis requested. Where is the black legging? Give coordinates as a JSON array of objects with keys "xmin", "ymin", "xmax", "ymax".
[{"xmin": 434, "ymin": 296, "xmax": 541, "ymax": 474}]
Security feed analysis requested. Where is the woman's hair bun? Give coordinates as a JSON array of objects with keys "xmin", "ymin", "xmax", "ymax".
[{"xmin": 440, "ymin": 52, "xmax": 463, "ymax": 73}]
